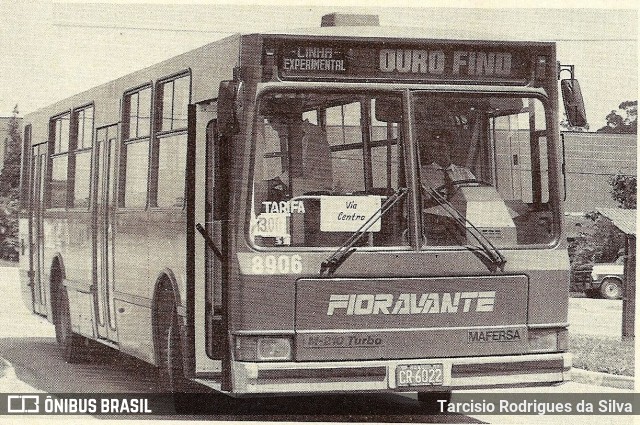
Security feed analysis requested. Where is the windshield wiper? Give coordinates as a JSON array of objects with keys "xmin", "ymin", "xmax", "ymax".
[
  {"xmin": 423, "ymin": 185, "xmax": 506, "ymax": 272},
  {"xmin": 320, "ymin": 187, "xmax": 408, "ymax": 277}
]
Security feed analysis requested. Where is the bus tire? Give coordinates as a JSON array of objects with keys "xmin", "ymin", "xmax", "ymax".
[
  {"xmin": 167, "ymin": 310, "xmax": 190, "ymax": 388},
  {"xmin": 54, "ymin": 285, "xmax": 89, "ymax": 363},
  {"xmin": 600, "ymin": 278, "xmax": 622, "ymax": 300},
  {"xmin": 417, "ymin": 390, "xmax": 451, "ymax": 414},
  {"xmin": 168, "ymin": 309, "xmax": 196, "ymax": 413},
  {"xmin": 156, "ymin": 295, "xmax": 192, "ymax": 412}
]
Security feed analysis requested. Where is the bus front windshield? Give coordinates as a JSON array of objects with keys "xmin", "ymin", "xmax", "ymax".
[{"xmin": 250, "ymin": 90, "xmax": 555, "ymax": 249}]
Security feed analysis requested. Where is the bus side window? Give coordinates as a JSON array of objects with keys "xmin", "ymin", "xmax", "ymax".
[
  {"xmin": 120, "ymin": 86, "xmax": 152, "ymax": 209},
  {"xmin": 71, "ymin": 105, "xmax": 94, "ymax": 209},
  {"xmin": 156, "ymin": 133, "xmax": 187, "ymax": 208},
  {"xmin": 153, "ymin": 73, "xmax": 191, "ymax": 208},
  {"xmin": 121, "ymin": 141, "xmax": 150, "ymax": 208},
  {"xmin": 49, "ymin": 112, "xmax": 71, "ymax": 209},
  {"xmin": 19, "ymin": 125, "xmax": 32, "ymax": 210}
]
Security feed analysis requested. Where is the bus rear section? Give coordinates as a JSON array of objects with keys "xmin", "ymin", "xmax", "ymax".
[{"xmin": 215, "ymin": 36, "xmax": 573, "ymax": 396}]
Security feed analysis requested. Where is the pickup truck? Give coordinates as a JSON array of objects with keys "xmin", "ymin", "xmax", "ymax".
[{"xmin": 588, "ymin": 256, "xmax": 625, "ymax": 299}]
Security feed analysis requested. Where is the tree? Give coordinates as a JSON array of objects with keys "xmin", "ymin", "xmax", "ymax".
[
  {"xmin": 568, "ymin": 169, "xmax": 635, "ymax": 292},
  {"xmin": 0, "ymin": 105, "xmax": 22, "ymax": 196},
  {"xmin": 569, "ymin": 212, "xmax": 626, "ymax": 291},
  {"xmin": 609, "ymin": 174, "xmax": 637, "ymax": 209},
  {"xmin": 0, "ymin": 189, "xmax": 19, "ymax": 261},
  {"xmin": 619, "ymin": 100, "xmax": 638, "ymax": 125},
  {"xmin": 573, "ymin": 215, "xmax": 625, "ymax": 263},
  {"xmin": 0, "ymin": 105, "xmax": 22, "ymax": 261},
  {"xmin": 597, "ymin": 100, "xmax": 637, "ymax": 133}
]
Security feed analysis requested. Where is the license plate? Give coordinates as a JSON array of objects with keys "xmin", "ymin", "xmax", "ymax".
[{"xmin": 396, "ymin": 364, "xmax": 444, "ymax": 387}]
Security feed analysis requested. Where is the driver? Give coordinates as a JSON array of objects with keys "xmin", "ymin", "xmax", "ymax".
[
  {"xmin": 419, "ymin": 129, "xmax": 475, "ymax": 191},
  {"xmin": 419, "ymin": 128, "xmax": 475, "ymax": 245}
]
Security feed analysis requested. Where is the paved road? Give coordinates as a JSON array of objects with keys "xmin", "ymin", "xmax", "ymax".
[
  {"xmin": 0, "ymin": 335, "xmax": 480, "ymax": 422},
  {"xmin": 0, "ymin": 334, "xmax": 632, "ymax": 424},
  {"xmin": 0, "ymin": 266, "xmax": 476, "ymax": 422},
  {"xmin": 0, "ymin": 266, "xmax": 633, "ymax": 424}
]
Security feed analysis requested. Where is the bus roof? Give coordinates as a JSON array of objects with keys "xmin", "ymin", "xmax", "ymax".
[
  {"xmin": 24, "ymin": 24, "xmax": 554, "ymax": 123},
  {"xmin": 262, "ymin": 25, "xmax": 556, "ymax": 46}
]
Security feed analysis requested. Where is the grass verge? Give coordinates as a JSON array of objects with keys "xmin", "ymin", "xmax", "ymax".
[{"xmin": 570, "ymin": 334, "xmax": 634, "ymax": 376}]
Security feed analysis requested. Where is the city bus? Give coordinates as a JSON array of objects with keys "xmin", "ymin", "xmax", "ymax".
[{"xmin": 18, "ymin": 13, "xmax": 586, "ymax": 406}]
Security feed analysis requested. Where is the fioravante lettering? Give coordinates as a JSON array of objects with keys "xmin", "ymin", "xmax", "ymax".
[
  {"xmin": 468, "ymin": 329, "xmax": 521, "ymax": 342},
  {"xmin": 327, "ymin": 291, "xmax": 496, "ymax": 315}
]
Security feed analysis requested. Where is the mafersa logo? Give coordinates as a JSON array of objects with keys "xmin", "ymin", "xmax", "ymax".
[
  {"xmin": 327, "ymin": 292, "xmax": 496, "ymax": 315},
  {"xmin": 468, "ymin": 329, "xmax": 522, "ymax": 343}
]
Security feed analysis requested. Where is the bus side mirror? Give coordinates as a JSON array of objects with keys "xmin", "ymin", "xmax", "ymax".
[
  {"xmin": 561, "ymin": 79, "xmax": 587, "ymax": 127},
  {"xmin": 218, "ymin": 80, "xmax": 240, "ymax": 135}
]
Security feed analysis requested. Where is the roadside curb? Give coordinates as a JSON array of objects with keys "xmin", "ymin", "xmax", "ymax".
[{"xmin": 571, "ymin": 367, "xmax": 635, "ymax": 390}]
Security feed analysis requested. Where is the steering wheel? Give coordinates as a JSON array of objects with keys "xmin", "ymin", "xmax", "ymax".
[
  {"xmin": 423, "ymin": 178, "xmax": 493, "ymax": 208},
  {"xmin": 448, "ymin": 178, "xmax": 492, "ymax": 188}
]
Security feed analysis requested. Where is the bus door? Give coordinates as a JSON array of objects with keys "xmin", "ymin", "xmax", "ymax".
[
  {"xmin": 191, "ymin": 98, "xmax": 226, "ymax": 377},
  {"xmin": 29, "ymin": 142, "xmax": 48, "ymax": 315},
  {"xmin": 94, "ymin": 124, "xmax": 118, "ymax": 342},
  {"xmin": 204, "ymin": 117, "xmax": 225, "ymax": 362}
]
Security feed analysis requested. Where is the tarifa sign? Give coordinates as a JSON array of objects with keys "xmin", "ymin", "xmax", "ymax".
[{"xmin": 274, "ymin": 41, "xmax": 532, "ymax": 82}]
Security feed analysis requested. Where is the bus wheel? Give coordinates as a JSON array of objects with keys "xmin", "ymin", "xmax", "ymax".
[
  {"xmin": 600, "ymin": 278, "xmax": 622, "ymax": 300},
  {"xmin": 167, "ymin": 310, "xmax": 190, "ymax": 391},
  {"xmin": 54, "ymin": 286, "xmax": 89, "ymax": 363},
  {"xmin": 158, "ymin": 307, "xmax": 193, "ymax": 413},
  {"xmin": 417, "ymin": 391, "xmax": 451, "ymax": 414}
]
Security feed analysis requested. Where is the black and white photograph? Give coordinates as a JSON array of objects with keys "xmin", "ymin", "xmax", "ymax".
[{"xmin": 0, "ymin": 1, "xmax": 636, "ymax": 423}]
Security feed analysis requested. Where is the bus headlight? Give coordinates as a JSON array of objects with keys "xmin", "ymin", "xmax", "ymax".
[{"xmin": 235, "ymin": 336, "xmax": 293, "ymax": 361}]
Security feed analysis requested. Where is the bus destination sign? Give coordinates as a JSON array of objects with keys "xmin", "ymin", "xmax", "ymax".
[
  {"xmin": 281, "ymin": 46, "xmax": 348, "ymax": 73},
  {"xmin": 379, "ymin": 49, "xmax": 513, "ymax": 77},
  {"xmin": 275, "ymin": 42, "xmax": 533, "ymax": 83}
]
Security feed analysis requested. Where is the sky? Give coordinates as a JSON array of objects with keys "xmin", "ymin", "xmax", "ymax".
[{"xmin": 0, "ymin": 1, "xmax": 637, "ymax": 130}]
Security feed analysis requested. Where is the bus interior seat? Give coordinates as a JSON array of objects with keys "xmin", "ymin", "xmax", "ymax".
[{"xmin": 284, "ymin": 120, "xmax": 337, "ymax": 246}]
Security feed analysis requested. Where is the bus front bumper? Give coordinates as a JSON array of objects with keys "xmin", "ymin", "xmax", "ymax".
[{"xmin": 202, "ymin": 352, "xmax": 571, "ymax": 395}]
